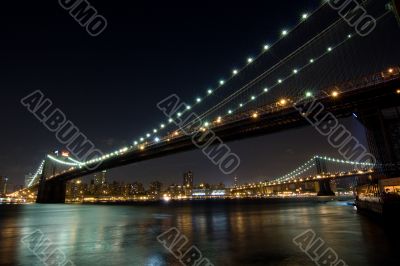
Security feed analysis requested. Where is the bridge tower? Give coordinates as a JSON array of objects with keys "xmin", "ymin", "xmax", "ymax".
[
  {"xmin": 315, "ymin": 157, "xmax": 335, "ymax": 196},
  {"xmin": 36, "ymin": 157, "xmax": 67, "ymax": 204},
  {"xmin": 358, "ymin": 105, "xmax": 400, "ymax": 178}
]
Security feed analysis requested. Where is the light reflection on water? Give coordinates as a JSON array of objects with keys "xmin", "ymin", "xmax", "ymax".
[{"xmin": 0, "ymin": 201, "xmax": 398, "ymax": 265}]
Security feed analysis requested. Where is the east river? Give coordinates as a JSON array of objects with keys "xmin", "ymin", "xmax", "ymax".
[{"xmin": 0, "ymin": 200, "xmax": 398, "ymax": 265}]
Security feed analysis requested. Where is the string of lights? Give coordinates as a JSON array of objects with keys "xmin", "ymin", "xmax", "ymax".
[
  {"xmin": 75, "ymin": 29, "xmax": 362, "ymax": 167},
  {"xmin": 269, "ymin": 155, "xmax": 377, "ymax": 184},
  {"xmin": 34, "ymin": 6, "xmax": 391, "ymax": 170},
  {"xmin": 27, "ymin": 160, "xmax": 45, "ymax": 188},
  {"xmin": 125, "ymin": 2, "xmax": 328, "ymax": 148}
]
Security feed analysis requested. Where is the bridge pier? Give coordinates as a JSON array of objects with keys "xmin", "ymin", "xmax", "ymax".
[
  {"xmin": 35, "ymin": 159, "xmax": 67, "ymax": 203},
  {"xmin": 317, "ymin": 180, "xmax": 335, "ymax": 196},
  {"xmin": 36, "ymin": 180, "xmax": 66, "ymax": 203},
  {"xmin": 358, "ymin": 106, "xmax": 400, "ymax": 177}
]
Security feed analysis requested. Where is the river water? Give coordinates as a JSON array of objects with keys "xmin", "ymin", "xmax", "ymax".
[{"xmin": 0, "ymin": 200, "xmax": 398, "ymax": 266}]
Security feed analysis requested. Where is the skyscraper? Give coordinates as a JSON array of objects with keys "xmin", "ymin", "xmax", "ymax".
[
  {"xmin": 183, "ymin": 171, "xmax": 194, "ymax": 189},
  {"xmin": 94, "ymin": 170, "xmax": 107, "ymax": 185},
  {"xmin": 92, "ymin": 170, "xmax": 107, "ymax": 196},
  {"xmin": 0, "ymin": 177, "xmax": 8, "ymax": 196},
  {"xmin": 183, "ymin": 171, "xmax": 194, "ymax": 196}
]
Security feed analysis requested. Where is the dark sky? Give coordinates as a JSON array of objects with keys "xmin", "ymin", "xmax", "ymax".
[{"xmin": 0, "ymin": 0, "xmax": 377, "ymax": 188}]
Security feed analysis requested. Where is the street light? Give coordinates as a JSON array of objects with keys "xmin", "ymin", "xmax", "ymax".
[
  {"xmin": 331, "ymin": 91, "xmax": 339, "ymax": 98},
  {"xmin": 305, "ymin": 91, "xmax": 313, "ymax": 98},
  {"xmin": 279, "ymin": 99, "xmax": 288, "ymax": 106}
]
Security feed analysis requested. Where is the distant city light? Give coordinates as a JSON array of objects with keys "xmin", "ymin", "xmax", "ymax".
[{"xmin": 305, "ymin": 91, "xmax": 313, "ymax": 98}]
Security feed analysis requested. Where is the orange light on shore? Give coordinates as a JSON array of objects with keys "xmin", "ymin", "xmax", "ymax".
[
  {"xmin": 388, "ymin": 68, "xmax": 394, "ymax": 74},
  {"xmin": 216, "ymin": 117, "xmax": 222, "ymax": 124},
  {"xmin": 174, "ymin": 131, "xmax": 179, "ymax": 136},
  {"xmin": 396, "ymin": 89, "xmax": 400, "ymax": 94},
  {"xmin": 331, "ymin": 91, "xmax": 339, "ymax": 98},
  {"xmin": 252, "ymin": 112, "xmax": 259, "ymax": 119},
  {"xmin": 139, "ymin": 145, "xmax": 145, "ymax": 150}
]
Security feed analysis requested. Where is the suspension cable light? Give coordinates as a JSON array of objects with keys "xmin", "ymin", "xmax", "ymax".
[
  {"xmin": 126, "ymin": 3, "xmax": 329, "ymax": 150},
  {"xmin": 212, "ymin": 32, "xmax": 355, "ymax": 126}
]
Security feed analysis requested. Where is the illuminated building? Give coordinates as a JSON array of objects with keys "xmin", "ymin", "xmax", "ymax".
[
  {"xmin": 148, "ymin": 181, "xmax": 163, "ymax": 196},
  {"xmin": 0, "ymin": 176, "xmax": 7, "ymax": 196},
  {"xmin": 131, "ymin": 182, "xmax": 145, "ymax": 195},
  {"xmin": 183, "ymin": 171, "xmax": 194, "ymax": 196},
  {"xmin": 94, "ymin": 170, "xmax": 107, "ymax": 185},
  {"xmin": 91, "ymin": 170, "xmax": 108, "ymax": 197}
]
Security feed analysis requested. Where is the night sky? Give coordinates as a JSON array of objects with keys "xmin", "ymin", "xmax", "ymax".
[{"xmin": 1, "ymin": 0, "xmax": 372, "ymax": 188}]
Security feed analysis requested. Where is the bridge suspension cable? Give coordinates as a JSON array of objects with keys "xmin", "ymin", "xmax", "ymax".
[
  {"xmin": 186, "ymin": 7, "xmax": 393, "ymax": 130},
  {"xmin": 122, "ymin": 2, "xmax": 330, "ymax": 148},
  {"xmin": 47, "ymin": 154, "xmax": 81, "ymax": 167},
  {"xmin": 27, "ymin": 160, "xmax": 45, "ymax": 188}
]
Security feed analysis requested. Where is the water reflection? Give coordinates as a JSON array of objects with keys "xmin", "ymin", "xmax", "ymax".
[{"xmin": 0, "ymin": 201, "xmax": 399, "ymax": 265}]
